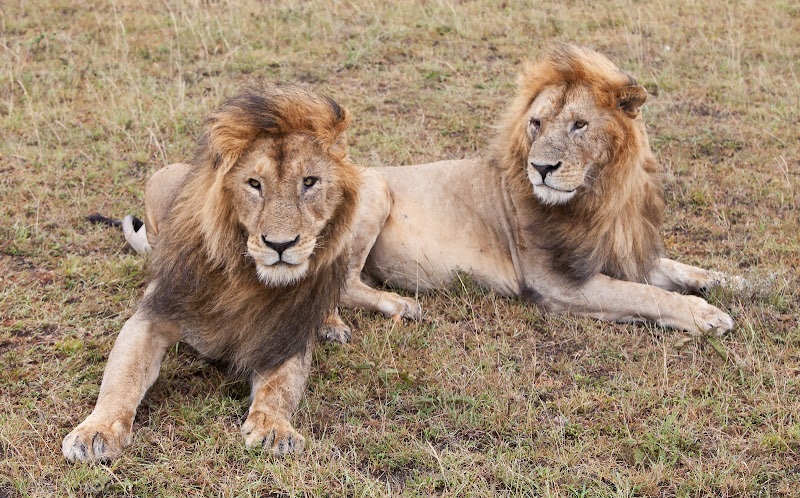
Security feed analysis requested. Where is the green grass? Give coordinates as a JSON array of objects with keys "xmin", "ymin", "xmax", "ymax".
[{"xmin": 1, "ymin": 0, "xmax": 799, "ymax": 495}]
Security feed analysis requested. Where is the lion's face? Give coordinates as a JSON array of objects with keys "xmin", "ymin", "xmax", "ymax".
[
  {"xmin": 524, "ymin": 84, "xmax": 613, "ymax": 206},
  {"xmin": 227, "ymin": 134, "xmax": 347, "ymax": 287}
]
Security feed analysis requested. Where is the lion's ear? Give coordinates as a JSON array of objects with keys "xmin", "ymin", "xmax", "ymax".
[
  {"xmin": 616, "ymin": 85, "xmax": 647, "ymax": 117},
  {"xmin": 329, "ymin": 133, "xmax": 348, "ymax": 159}
]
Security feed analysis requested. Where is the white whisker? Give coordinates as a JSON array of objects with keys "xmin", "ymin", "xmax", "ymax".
[{"xmin": 579, "ymin": 173, "xmax": 600, "ymax": 195}]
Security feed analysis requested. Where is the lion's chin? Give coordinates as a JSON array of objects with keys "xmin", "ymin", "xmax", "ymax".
[
  {"xmin": 531, "ymin": 183, "xmax": 576, "ymax": 206},
  {"xmin": 256, "ymin": 260, "xmax": 310, "ymax": 287}
]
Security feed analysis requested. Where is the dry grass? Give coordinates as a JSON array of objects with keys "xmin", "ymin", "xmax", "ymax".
[{"xmin": 1, "ymin": 0, "xmax": 799, "ymax": 496}]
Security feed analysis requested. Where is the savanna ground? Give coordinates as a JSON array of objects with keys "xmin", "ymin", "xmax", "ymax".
[{"xmin": 1, "ymin": 0, "xmax": 799, "ymax": 495}]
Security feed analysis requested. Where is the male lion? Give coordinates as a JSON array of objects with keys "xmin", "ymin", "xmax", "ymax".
[
  {"xmin": 63, "ymin": 85, "xmax": 361, "ymax": 462},
  {"xmin": 341, "ymin": 44, "xmax": 734, "ymax": 335}
]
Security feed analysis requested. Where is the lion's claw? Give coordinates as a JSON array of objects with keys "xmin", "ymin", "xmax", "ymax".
[
  {"xmin": 242, "ymin": 411, "xmax": 305, "ymax": 456},
  {"xmin": 62, "ymin": 418, "xmax": 131, "ymax": 463},
  {"xmin": 384, "ymin": 295, "xmax": 422, "ymax": 321},
  {"xmin": 686, "ymin": 295, "xmax": 734, "ymax": 336},
  {"xmin": 318, "ymin": 322, "xmax": 352, "ymax": 344}
]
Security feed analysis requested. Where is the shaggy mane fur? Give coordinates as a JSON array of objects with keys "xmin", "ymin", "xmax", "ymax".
[
  {"xmin": 490, "ymin": 43, "xmax": 664, "ymax": 284},
  {"xmin": 140, "ymin": 84, "xmax": 360, "ymax": 373}
]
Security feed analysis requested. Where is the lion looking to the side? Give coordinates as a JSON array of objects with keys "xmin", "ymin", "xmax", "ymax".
[
  {"xmin": 341, "ymin": 43, "xmax": 735, "ymax": 335},
  {"xmin": 63, "ymin": 85, "xmax": 361, "ymax": 462}
]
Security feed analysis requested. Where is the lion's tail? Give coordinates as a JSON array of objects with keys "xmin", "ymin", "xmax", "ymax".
[
  {"xmin": 86, "ymin": 213, "xmax": 151, "ymax": 255},
  {"xmin": 86, "ymin": 213, "xmax": 122, "ymax": 227}
]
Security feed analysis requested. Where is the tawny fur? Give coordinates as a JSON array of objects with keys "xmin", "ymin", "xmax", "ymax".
[
  {"xmin": 63, "ymin": 84, "xmax": 362, "ymax": 463},
  {"xmin": 339, "ymin": 43, "xmax": 734, "ymax": 336},
  {"xmin": 141, "ymin": 85, "xmax": 360, "ymax": 373},
  {"xmin": 490, "ymin": 43, "xmax": 664, "ymax": 284}
]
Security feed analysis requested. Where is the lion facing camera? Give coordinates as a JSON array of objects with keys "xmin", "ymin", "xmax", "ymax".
[
  {"xmin": 63, "ymin": 85, "xmax": 361, "ymax": 462},
  {"xmin": 342, "ymin": 44, "xmax": 735, "ymax": 335}
]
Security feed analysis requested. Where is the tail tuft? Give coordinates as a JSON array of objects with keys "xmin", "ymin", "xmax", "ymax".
[
  {"xmin": 122, "ymin": 215, "xmax": 151, "ymax": 254},
  {"xmin": 86, "ymin": 214, "xmax": 122, "ymax": 227},
  {"xmin": 129, "ymin": 216, "xmax": 144, "ymax": 232}
]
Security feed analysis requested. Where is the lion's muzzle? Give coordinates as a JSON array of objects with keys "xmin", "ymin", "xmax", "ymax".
[
  {"xmin": 530, "ymin": 161, "xmax": 562, "ymax": 181},
  {"xmin": 262, "ymin": 234, "xmax": 300, "ymax": 260}
]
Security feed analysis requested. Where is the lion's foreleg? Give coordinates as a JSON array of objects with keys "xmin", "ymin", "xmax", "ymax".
[
  {"xmin": 340, "ymin": 169, "xmax": 421, "ymax": 320},
  {"xmin": 646, "ymin": 257, "xmax": 731, "ymax": 294},
  {"xmin": 538, "ymin": 273, "xmax": 734, "ymax": 335},
  {"xmin": 62, "ymin": 310, "xmax": 181, "ymax": 462},
  {"xmin": 241, "ymin": 346, "xmax": 312, "ymax": 455}
]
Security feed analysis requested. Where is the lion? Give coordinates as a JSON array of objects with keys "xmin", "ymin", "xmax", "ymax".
[
  {"xmin": 340, "ymin": 43, "xmax": 734, "ymax": 335},
  {"xmin": 62, "ymin": 85, "xmax": 361, "ymax": 462}
]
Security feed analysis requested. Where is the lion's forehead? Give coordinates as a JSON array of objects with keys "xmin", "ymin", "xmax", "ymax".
[
  {"xmin": 529, "ymin": 84, "xmax": 597, "ymax": 121},
  {"xmin": 561, "ymin": 86, "xmax": 598, "ymax": 116},
  {"xmin": 241, "ymin": 134, "xmax": 326, "ymax": 180},
  {"xmin": 529, "ymin": 85, "xmax": 564, "ymax": 117}
]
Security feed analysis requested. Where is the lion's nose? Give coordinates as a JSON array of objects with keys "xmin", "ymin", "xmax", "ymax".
[
  {"xmin": 262, "ymin": 235, "xmax": 300, "ymax": 257},
  {"xmin": 531, "ymin": 161, "xmax": 562, "ymax": 179}
]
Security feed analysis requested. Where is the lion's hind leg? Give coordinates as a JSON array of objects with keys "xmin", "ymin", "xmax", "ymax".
[
  {"xmin": 341, "ymin": 169, "xmax": 421, "ymax": 320},
  {"xmin": 62, "ymin": 310, "xmax": 181, "ymax": 462},
  {"xmin": 541, "ymin": 272, "xmax": 734, "ymax": 336},
  {"xmin": 242, "ymin": 347, "xmax": 312, "ymax": 455},
  {"xmin": 647, "ymin": 257, "xmax": 743, "ymax": 294}
]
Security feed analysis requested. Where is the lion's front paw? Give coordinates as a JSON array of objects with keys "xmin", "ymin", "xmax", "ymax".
[
  {"xmin": 686, "ymin": 296, "xmax": 734, "ymax": 336},
  {"xmin": 242, "ymin": 411, "xmax": 305, "ymax": 455},
  {"xmin": 62, "ymin": 417, "xmax": 132, "ymax": 463}
]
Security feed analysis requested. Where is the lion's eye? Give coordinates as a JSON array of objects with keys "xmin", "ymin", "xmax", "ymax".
[
  {"xmin": 302, "ymin": 176, "xmax": 318, "ymax": 188},
  {"xmin": 574, "ymin": 120, "xmax": 588, "ymax": 130},
  {"xmin": 248, "ymin": 178, "xmax": 261, "ymax": 190},
  {"xmin": 531, "ymin": 118, "xmax": 541, "ymax": 130}
]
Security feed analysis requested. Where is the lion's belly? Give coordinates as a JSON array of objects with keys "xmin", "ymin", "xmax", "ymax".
[{"xmin": 364, "ymin": 160, "xmax": 520, "ymax": 296}]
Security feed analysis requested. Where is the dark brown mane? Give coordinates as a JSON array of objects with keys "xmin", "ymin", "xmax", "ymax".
[
  {"xmin": 490, "ymin": 43, "xmax": 664, "ymax": 284},
  {"xmin": 140, "ymin": 84, "xmax": 360, "ymax": 373}
]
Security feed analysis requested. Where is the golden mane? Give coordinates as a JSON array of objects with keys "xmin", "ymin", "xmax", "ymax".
[
  {"xmin": 140, "ymin": 84, "xmax": 360, "ymax": 373},
  {"xmin": 491, "ymin": 43, "xmax": 664, "ymax": 284}
]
